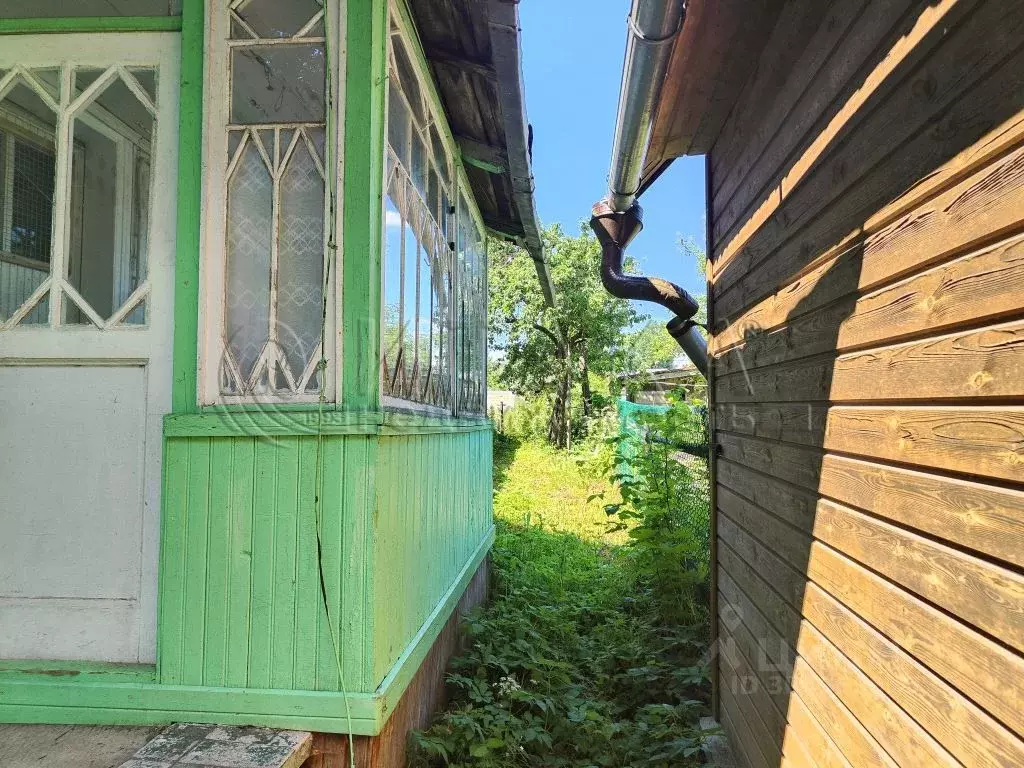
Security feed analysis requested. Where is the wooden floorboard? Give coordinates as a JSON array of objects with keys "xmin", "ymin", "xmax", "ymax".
[{"xmin": 0, "ymin": 724, "xmax": 162, "ymax": 768}]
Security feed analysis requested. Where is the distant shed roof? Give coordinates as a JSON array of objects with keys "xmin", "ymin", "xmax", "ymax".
[{"xmin": 406, "ymin": 0, "xmax": 555, "ymax": 305}]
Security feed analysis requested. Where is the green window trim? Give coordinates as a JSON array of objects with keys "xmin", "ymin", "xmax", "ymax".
[
  {"xmin": 162, "ymin": 409, "xmax": 492, "ymax": 438},
  {"xmin": 172, "ymin": 0, "xmax": 204, "ymax": 412},
  {"xmin": 0, "ymin": 17, "xmax": 183, "ymax": 34}
]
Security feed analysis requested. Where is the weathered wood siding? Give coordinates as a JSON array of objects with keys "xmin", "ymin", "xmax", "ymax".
[
  {"xmin": 159, "ymin": 435, "xmax": 376, "ymax": 692},
  {"xmin": 159, "ymin": 428, "xmax": 492, "ymax": 697},
  {"xmin": 372, "ymin": 429, "xmax": 493, "ymax": 686},
  {"xmin": 707, "ymin": 0, "xmax": 1024, "ymax": 765}
]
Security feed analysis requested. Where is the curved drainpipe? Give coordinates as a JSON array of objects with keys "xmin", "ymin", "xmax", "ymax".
[{"xmin": 589, "ymin": 0, "xmax": 709, "ymax": 378}]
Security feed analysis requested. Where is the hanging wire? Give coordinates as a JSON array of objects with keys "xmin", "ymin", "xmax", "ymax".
[{"xmin": 312, "ymin": 1, "xmax": 358, "ymax": 765}]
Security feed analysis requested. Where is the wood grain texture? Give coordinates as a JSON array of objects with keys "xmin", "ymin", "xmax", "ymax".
[
  {"xmin": 704, "ymin": 0, "xmax": 1024, "ymax": 761},
  {"xmin": 710, "ymin": 0, "xmax": 907, "ymax": 241},
  {"xmin": 718, "ymin": 585, "xmax": 894, "ymax": 768},
  {"xmin": 802, "ymin": 582, "xmax": 1024, "ymax": 766},
  {"xmin": 807, "ymin": 542, "xmax": 1024, "ymax": 737},
  {"xmin": 715, "ymin": 229, "xmax": 1024, "ymax": 374},
  {"xmin": 715, "ymin": 317, "xmax": 1024, "ymax": 403},
  {"xmin": 717, "ymin": 449, "xmax": 1024, "ymax": 569},
  {"xmin": 713, "ymin": 0, "xmax": 1024, "ymax": 298},
  {"xmin": 787, "ymin": 657, "xmax": 898, "ymax": 768},
  {"xmin": 797, "ymin": 621, "xmax": 959, "ymax": 767},
  {"xmin": 716, "ymin": 403, "xmax": 1024, "ymax": 483},
  {"xmin": 717, "ymin": 454, "xmax": 1024, "ymax": 653}
]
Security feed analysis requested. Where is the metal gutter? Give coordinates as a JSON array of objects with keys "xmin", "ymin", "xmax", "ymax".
[
  {"xmin": 487, "ymin": 0, "xmax": 556, "ymax": 307},
  {"xmin": 590, "ymin": 0, "xmax": 709, "ymax": 378}
]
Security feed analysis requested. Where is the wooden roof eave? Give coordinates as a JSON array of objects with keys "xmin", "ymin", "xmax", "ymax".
[
  {"xmin": 638, "ymin": 0, "xmax": 787, "ymax": 190},
  {"xmin": 486, "ymin": 0, "xmax": 555, "ymax": 307}
]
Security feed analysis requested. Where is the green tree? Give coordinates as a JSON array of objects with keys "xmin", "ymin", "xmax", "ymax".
[{"xmin": 489, "ymin": 224, "xmax": 640, "ymax": 448}]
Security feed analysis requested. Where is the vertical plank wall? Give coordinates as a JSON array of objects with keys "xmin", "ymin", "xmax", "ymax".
[
  {"xmin": 159, "ymin": 428, "xmax": 493, "ymax": 697},
  {"xmin": 160, "ymin": 435, "xmax": 375, "ymax": 693},
  {"xmin": 706, "ymin": 0, "xmax": 1024, "ymax": 766},
  {"xmin": 372, "ymin": 429, "xmax": 494, "ymax": 687}
]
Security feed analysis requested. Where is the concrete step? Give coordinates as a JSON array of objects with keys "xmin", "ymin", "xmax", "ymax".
[{"xmin": 119, "ymin": 723, "xmax": 312, "ymax": 768}]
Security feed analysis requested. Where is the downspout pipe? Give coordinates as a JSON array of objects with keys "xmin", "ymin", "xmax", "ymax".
[{"xmin": 589, "ymin": 0, "xmax": 709, "ymax": 379}]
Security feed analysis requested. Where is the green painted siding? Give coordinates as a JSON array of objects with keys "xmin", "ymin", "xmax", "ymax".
[
  {"xmin": 159, "ymin": 435, "xmax": 376, "ymax": 693},
  {"xmin": 158, "ymin": 428, "xmax": 491, "ymax": 699},
  {"xmin": 372, "ymin": 430, "xmax": 494, "ymax": 685},
  {"xmin": 342, "ymin": 0, "xmax": 387, "ymax": 410},
  {"xmin": 171, "ymin": 0, "xmax": 204, "ymax": 412}
]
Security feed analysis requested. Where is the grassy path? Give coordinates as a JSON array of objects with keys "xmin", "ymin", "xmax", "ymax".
[{"xmin": 409, "ymin": 436, "xmax": 710, "ymax": 767}]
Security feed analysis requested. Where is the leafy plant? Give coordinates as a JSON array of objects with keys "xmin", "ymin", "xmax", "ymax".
[{"xmin": 408, "ymin": 425, "xmax": 711, "ymax": 767}]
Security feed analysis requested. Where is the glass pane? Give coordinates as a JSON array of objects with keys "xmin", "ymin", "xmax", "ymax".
[
  {"xmin": 228, "ymin": 129, "xmax": 245, "ymax": 159},
  {"xmin": 94, "ymin": 77, "xmax": 154, "ymax": 141},
  {"xmin": 29, "ymin": 68, "xmax": 61, "ymax": 101},
  {"xmin": 10, "ymin": 138, "xmax": 56, "ymax": 264},
  {"xmin": 65, "ymin": 76, "xmax": 154, "ymax": 323},
  {"xmin": 1, "ymin": 81, "xmax": 57, "ymax": 264},
  {"xmin": 430, "ymin": 124, "xmax": 448, "ymax": 185},
  {"xmin": 411, "ymin": 133, "xmax": 427, "ymax": 199},
  {"xmin": 392, "ymin": 39, "xmax": 423, "ymax": 124},
  {"xmin": 387, "ymin": 79, "xmax": 410, "ymax": 168},
  {"xmin": 127, "ymin": 68, "xmax": 157, "ymax": 103},
  {"xmin": 279, "ymin": 128, "xmax": 296, "ymax": 164},
  {"xmin": 225, "ymin": 141, "xmax": 272, "ymax": 384},
  {"xmin": 232, "ymin": 45, "xmax": 325, "ymax": 124},
  {"xmin": 0, "ymin": 78, "xmax": 56, "ymax": 325},
  {"xmin": 233, "ymin": 0, "xmax": 322, "ymax": 39},
  {"xmin": 306, "ymin": 126, "xmax": 325, "ymax": 161},
  {"xmin": 277, "ymin": 139, "xmax": 324, "ymax": 380},
  {"xmin": 427, "ymin": 166, "xmax": 439, "ymax": 224},
  {"xmin": 403, "ymin": 193, "xmax": 420, "ymax": 386},
  {"xmin": 383, "ymin": 179, "xmax": 404, "ymax": 379},
  {"xmin": 75, "ymin": 68, "xmax": 107, "ymax": 98},
  {"xmin": 0, "ymin": 0, "xmax": 174, "ymax": 17}
]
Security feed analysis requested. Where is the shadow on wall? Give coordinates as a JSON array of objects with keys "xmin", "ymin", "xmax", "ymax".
[{"xmin": 708, "ymin": 0, "xmax": 1024, "ymax": 764}]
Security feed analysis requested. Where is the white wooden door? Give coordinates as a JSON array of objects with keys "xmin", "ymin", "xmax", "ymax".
[{"xmin": 0, "ymin": 34, "xmax": 179, "ymax": 664}]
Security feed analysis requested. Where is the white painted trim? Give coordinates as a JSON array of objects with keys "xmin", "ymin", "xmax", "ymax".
[
  {"xmin": 0, "ymin": 32, "xmax": 180, "ymax": 664},
  {"xmin": 199, "ymin": 0, "xmax": 343, "ymax": 406}
]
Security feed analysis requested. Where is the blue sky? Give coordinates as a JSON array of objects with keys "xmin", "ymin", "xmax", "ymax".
[{"xmin": 519, "ymin": 1, "xmax": 708, "ymax": 322}]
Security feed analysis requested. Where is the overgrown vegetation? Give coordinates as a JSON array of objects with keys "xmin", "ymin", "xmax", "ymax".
[{"xmin": 409, "ymin": 398, "xmax": 711, "ymax": 767}]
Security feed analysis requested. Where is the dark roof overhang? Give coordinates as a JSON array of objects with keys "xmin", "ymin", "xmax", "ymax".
[{"xmin": 406, "ymin": 0, "xmax": 555, "ymax": 306}]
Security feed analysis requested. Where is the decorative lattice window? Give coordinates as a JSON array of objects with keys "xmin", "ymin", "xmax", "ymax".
[
  {"xmin": 200, "ymin": 0, "xmax": 337, "ymax": 404},
  {"xmin": 0, "ymin": 65, "xmax": 156, "ymax": 330},
  {"xmin": 383, "ymin": 11, "xmax": 488, "ymax": 415},
  {"xmin": 456, "ymin": 192, "xmax": 487, "ymax": 415}
]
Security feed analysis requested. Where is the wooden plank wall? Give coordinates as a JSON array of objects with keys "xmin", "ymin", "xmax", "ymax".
[
  {"xmin": 159, "ymin": 434, "xmax": 376, "ymax": 693},
  {"xmin": 372, "ymin": 429, "xmax": 494, "ymax": 686},
  {"xmin": 160, "ymin": 429, "xmax": 494, "ymax": 697},
  {"xmin": 706, "ymin": 0, "xmax": 1024, "ymax": 765}
]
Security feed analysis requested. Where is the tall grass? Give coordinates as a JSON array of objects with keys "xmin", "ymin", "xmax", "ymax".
[{"xmin": 410, "ymin": 411, "xmax": 711, "ymax": 767}]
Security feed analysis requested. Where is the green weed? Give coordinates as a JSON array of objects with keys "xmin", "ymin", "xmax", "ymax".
[{"xmin": 409, "ymin": 415, "xmax": 711, "ymax": 768}]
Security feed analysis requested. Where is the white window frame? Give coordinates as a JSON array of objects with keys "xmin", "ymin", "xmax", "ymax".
[
  {"xmin": 197, "ymin": 0, "xmax": 345, "ymax": 406},
  {"xmin": 0, "ymin": 64, "xmax": 158, "ymax": 331},
  {"xmin": 382, "ymin": 0, "xmax": 488, "ymax": 417}
]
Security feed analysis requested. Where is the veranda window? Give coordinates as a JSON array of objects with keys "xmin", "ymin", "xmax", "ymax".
[
  {"xmin": 0, "ymin": 66, "xmax": 155, "ymax": 330},
  {"xmin": 456, "ymin": 194, "xmax": 486, "ymax": 415},
  {"xmin": 200, "ymin": 0, "xmax": 336, "ymax": 404},
  {"xmin": 382, "ymin": 14, "xmax": 488, "ymax": 415}
]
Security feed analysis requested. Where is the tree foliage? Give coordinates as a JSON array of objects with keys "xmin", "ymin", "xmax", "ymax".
[{"xmin": 489, "ymin": 224, "xmax": 640, "ymax": 447}]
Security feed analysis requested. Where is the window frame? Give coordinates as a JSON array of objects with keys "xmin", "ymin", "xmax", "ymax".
[
  {"xmin": 197, "ymin": 0, "xmax": 343, "ymax": 407},
  {"xmin": 382, "ymin": 0, "xmax": 488, "ymax": 417},
  {"xmin": 0, "ymin": 64, "xmax": 158, "ymax": 330}
]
